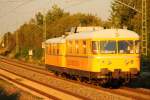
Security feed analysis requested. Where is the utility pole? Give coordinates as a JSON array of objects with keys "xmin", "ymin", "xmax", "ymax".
[
  {"xmin": 15, "ymin": 19, "xmax": 19, "ymax": 54},
  {"xmin": 7, "ymin": 33, "xmax": 9, "ymax": 47},
  {"xmin": 43, "ymin": 14, "xmax": 46, "ymax": 42},
  {"xmin": 42, "ymin": 12, "xmax": 46, "ymax": 63},
  {"xmin": 16, "ymin": 31, "xmax": 19, "ymax": 54},
  {"xmin": 141, "ymin": 0, "xmax": 147, "ymax": 56}
]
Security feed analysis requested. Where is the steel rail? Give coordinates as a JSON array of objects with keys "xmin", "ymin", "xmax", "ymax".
[{"xmin": 0, "ymin": 56, "xmax": 150, "ymax": 100}]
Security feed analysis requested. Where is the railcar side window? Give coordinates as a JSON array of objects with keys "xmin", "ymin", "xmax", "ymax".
[
  {"xmin": 69, "ymin": 41, "xmax": 72, "ymax": 54},
  {"xmin": 51, "ymin": 44, "xmax": 53, "ymax": 55},
  {"xmin": 53, "ymin": 44, "xmax": 54, "ymax": 55},
  {"xmin": 50, "ymin": 44, "xmax": 53, "ymax": 55},
  {"xmin": 57, "ymin": 44, "xmax": 59, "ymax": 55},
  {"xmin": 135, "ymin": 40, "xmax": 140, "ymax": 54},
  {"xmin": 46, "ymin": 45, "xmax": 48, "ymax": 55},
  {"xmin": 49, "ymin": 44, "xmax": 51, "ymax": 55},
  {"xmin": 100, "ymin": 41, "xmax": 116, "ymax": 54},
  {"xmin": 118, "ymin": 41, "xmax": 134, "ymax": 54},
  {"xmin": 54, "ymin": 44, "xmax": 56, "ymax": 55},
  {"xmin": 92, "ymin": 41, "xmax": 98, "ymax": 54},
  {"xmin": 83, "ymin": 40, "xmax": 86, "ymax": 54},
  {"xmin": 75, "ymin": 40, "xmax": 79, "ymax": 54}
]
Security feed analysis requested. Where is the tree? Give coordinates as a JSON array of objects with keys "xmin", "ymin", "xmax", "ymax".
[
  {"xmin": 110, "ymin": 0, "xmax": 137, "ymax": 29},
  {"xmin": 110, "ymin": 0, "xmax": 150, "ymax": 58},
  {"xmin": 35, "ymin": 12, "xmax": 43, "ymax": 25},
  {"xmin": 46, "ymin": 4, "xmax": 69, "ymax": 24},
  {"xmin": 4, "ymin": 5, "xmax": 102, "ymax": 60}
]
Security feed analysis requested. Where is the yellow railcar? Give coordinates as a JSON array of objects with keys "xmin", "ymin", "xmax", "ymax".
[
  {"xmin": 45, "ymin": 37, "xmax": 66, "ymax": 69},
  {"xmin": 45, "ymin": 28, "xmax": 140, "ymax": 86}
]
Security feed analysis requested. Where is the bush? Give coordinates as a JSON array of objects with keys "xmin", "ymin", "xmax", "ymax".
[
  {"xmin": 20, "ymin": 48, "xmax": 29, "ymax": 60},
  {"xmin": 20, "ymin": 48, "xmax": 29, "ymax": 58},
  {"xmin": 33, "ymin": 48, "xmax": 43, "ymax": 60},
  {"xmin": 14, "ymin": 52, "xmax": 20, "ymax": 59},
  {"xmin": 0, "ymin": 88, "xmax": 20, "ymax": 100}
]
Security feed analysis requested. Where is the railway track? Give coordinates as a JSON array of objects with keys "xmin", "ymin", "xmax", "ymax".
[
  {"xmin": 0, "ymin": 56, "xmax": 150, "ymax": 100},
  {"xmin": 0, "ymin": 69, "xmax": 85, "ymax": 100},
  {"xmin": 0, "ymin": 57, "xmax": 86, "ymax": 100},
  {"xmin": 109, "ymin": 87, "xmax": 150, "ymax": 100},
  {"xmin": 0, "ymin": 69, "xmax": 58, "ymax": 100}
]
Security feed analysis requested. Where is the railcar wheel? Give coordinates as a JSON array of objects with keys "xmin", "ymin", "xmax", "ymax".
[
  {"xmin": 78, "ymin": 77, "xmax": 85, "ymax": 82},
  {"xmin": 91, "ymin": 79, "xmax": 99, "ymax": 86},
  {"xmin": 101, "ymin": 79, "xmax": 110, "ymax": 88},
  {"xmin": 54, "ymin": 71, "xmax": 59, "ymax": 76},
  {"xmin": 61, "ymin": 73, "xmax": 67, "ymax": 78},
  {"xmin": 109, "ymin": 79, "xmax": 122, "ymax": 88},
  {"xmin": 70, "ymin": 75, "xmax": 77, "ymax": 80}
]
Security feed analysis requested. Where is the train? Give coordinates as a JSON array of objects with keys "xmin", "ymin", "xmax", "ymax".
[{"xmin": 45, "ymin": 27, "xmax": 140, "ymax": 86}]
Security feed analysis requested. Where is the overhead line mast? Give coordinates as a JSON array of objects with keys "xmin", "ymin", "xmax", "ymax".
[
  {"xmin": 141, "ymin": 0, "xmax": 147, "ymax": 56},
  {"xmin": 116, "ymin": 0, "xmax": 148, "ymax": 56}
]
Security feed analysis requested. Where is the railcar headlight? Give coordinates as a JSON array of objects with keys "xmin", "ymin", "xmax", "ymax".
[
  {"xmin": 107, "ymin": 61, "xmax": 112, "ymax": 65},
  {"xmin": 125, "ymin": 60, "xmax": 129, "ymax": 65},
  {"xmin": 102, "ymin": 60, "xmax": 105, "ymax": 63}
]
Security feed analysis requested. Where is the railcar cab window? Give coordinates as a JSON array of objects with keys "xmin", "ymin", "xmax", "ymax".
[
  {"xmin": 92, "ymin": 41, "xmax": 98, "ymax": 54},
  {"xmin": 100, "ymin": 41, "xmax": 117, "ymax": 54},
  {"xmin": 118, "ymin": 41, "xmax": 134, "ymax": 54}
]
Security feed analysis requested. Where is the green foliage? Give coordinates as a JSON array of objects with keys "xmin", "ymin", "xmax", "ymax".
[
  {"xmin": 36, "ymin": 12, "xmax": 43, "ymax": 25},
  {"xmin": 110, "ymin": 0, "xmax": 137, "ymax": 29},
  {"xmin": 4, "ymin": 4, "xmax": 102, "ymax": 61},
  {"xmin": 20, "ymin": 48, "xmax": 29, "ymax": 59},
  {"xmin": 15, "ymin": 52, "xmax": 20, "ymax": 59},
  {"xmin": 110, "ymin": 0, "xmax": 150, "ymax": 58},
  {"xmin": 46, "ymin": 13, "xmax": 101, "ymax": 38},
  {"xmin": 33, "ymin": 48, "xmax": 43, "ymax": 59},
  {"xmin": 46, "ymin": 4, "xmax": 69, "ymax": 23}
]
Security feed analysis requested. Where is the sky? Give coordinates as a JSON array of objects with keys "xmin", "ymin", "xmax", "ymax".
[{"xmin": 0, "ymin": 0, "xmax": 112, "ymax": 35}]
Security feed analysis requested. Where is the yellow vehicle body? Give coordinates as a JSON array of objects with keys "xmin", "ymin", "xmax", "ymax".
[
  {"xmin": 45, "ymin": 29, "xmax": 140, "ymax": 80},
  {"xmin": 45, "ymin": 43, "xmax": 66, "ymax": 67}
]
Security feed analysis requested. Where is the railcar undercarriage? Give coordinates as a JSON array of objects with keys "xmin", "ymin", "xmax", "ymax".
[{"xmin": 46, "ymin": 65, "xmax": 139, "ymax": 88}]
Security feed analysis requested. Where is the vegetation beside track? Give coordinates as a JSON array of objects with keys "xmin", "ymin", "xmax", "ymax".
[
  {"xmin": 0, "ymin": 79, "xmax": 43, "ymax": 100},
  {"xmin": 0, "ymin": 5, "xmax": 102, "ymax": 62}
]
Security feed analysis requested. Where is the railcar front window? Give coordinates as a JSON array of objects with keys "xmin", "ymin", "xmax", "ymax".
[
  {"xmin": 92, "ymin": 41, "xmax": 98, "ymax": 54},
  {"xmin": 135, "ymin": 40, "xmax": 140, "ymax": 54},
  {"xmin": 118, "ymin": 41, "xmax": 134, "ymax": 54},
  {"xmin": 100, "ymin": 41, "xmax": 116, "ymax": 54}
]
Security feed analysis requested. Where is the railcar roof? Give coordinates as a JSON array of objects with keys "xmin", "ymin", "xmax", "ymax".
[
  {"xmin": 45, "ymin": 37, "xmax": 65, "ymax": 44},
  {"xmin": 65, "ymin": 29, "xmax": 139, "ymax": 40}
]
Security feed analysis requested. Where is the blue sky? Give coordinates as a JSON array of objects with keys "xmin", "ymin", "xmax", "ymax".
[{"xmin": 0, "ymin": 0, "xmax": 112, "ymax": 35}]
